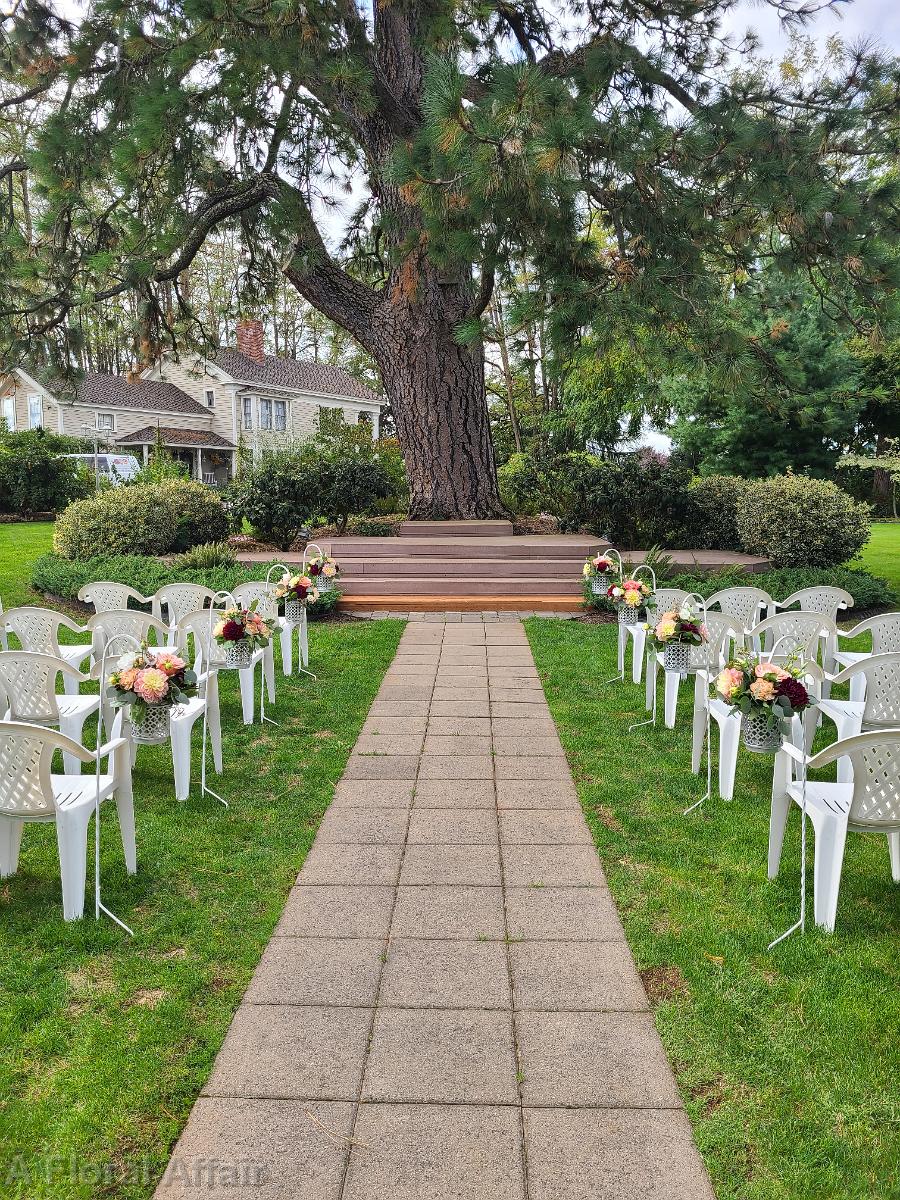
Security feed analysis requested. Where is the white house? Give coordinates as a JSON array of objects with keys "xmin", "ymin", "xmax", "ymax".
[{"xmin": 0, "ymin": 320, "xmax": 383, "ymax": 485}]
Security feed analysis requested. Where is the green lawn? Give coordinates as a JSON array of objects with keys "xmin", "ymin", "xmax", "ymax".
[
  {"xmin": 527, "ymin": 619, "xmax": 900, "ymax": 1200},
  {"xmin": 0, "ymin": 521, "xmax": 403, "ymax": 1198},
  {"xmin": 852, "ymin": 520, "xmax": 900, "ymax": 595}
]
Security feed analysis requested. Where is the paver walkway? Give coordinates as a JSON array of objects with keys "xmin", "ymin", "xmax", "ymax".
[{"xmin": 156, "ymin": 621, "xmax": 714, "ymax": 1200}]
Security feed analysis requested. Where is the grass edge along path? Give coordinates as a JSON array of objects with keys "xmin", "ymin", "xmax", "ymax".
[
  {"xmin": 526, "ymin": 619, "xmax": 900, "ymax": 1200},
  {"xmin": 0, "ymin": 618, "xmax": 404, "ymax": 1200}
]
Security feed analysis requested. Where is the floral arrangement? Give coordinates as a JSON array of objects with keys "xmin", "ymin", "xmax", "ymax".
[
  {"xmin": 106, "ymin": 645, "xmax": 197, "ymax": 726},
  {"xmin": 714, "ymin": 653, "xmax": 813, "ymax": 728},
  {"xmin": 607, "ymin": 578, "xmax": 652, "ymax": 608},
  {"xmin": 273, "ymin": 573, "xmax": 320, "ymax": 605},
  {"xmin": 582, "ymin": 553, "xmax": 617, "ymax": 580},
  {"xmin": 647, "ymin": 607, "xmax": 709, "ymax": 650},
  {"xmin": 213, "ymin": 602, "xmax": 273, "ymax": 651},
  {"xmin": 306, "ymin": 552, "xmax": 340, "ymax": 582}
]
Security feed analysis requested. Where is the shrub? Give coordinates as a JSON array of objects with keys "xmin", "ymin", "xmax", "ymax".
[
  {"xmin": 0, "ymin": 428, "xmax": 93, "ymax": 515},
  {"xmin": 686, "ymin": 476, "xmax": 747, "ymax": 551},
  {"xmin": 172, "ymin": 541, "xmax": 237, "ymax": 570},
  {"xmin": 317, "ymin": 457, "xmax": 393, "ymax": 533},
  {"xmin": 581, "ymin": 455, "xmax": 696, "ymax": 546},
  {"xmin": 735, "ymin": 475, "xmax": 870, "ymax": 568},
  {"xmin": 54, "ymin": 480, "xmax": 228, "ymax": 559}
]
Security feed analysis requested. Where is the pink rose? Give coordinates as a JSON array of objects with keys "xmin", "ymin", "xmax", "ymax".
[
  {"xmin": 755, "ymin": 662, "xmax": 789, "ymax": 681},
  {"xmin": 749, "ymin": 678, "xmax": 776, "ymax": 701}
]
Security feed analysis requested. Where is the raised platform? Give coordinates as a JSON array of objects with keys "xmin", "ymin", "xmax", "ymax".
[{"xmin": 238, "ymin": 521, "xmax": 770, "ymax": 612}]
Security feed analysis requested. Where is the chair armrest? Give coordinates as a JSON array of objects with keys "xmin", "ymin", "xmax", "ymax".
[
  {"xmin": 95, "ymin": 736, "xmax": 128, "ymax": 760},
  {"xmin": 777, "ymin": 740, "xmax": 807, "ymax": 765}
]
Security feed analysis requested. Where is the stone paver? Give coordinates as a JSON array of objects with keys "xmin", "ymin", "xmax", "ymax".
[{"xmin": 157, "ymin": 621, "xmax": 713, "ymax": 1200}]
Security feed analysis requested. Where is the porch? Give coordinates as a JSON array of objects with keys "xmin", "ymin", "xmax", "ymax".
[{"xmin": 117, "ymin": 425, "xmax": 236, "ymax": 486}]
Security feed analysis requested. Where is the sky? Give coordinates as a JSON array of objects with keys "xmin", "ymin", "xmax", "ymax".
[{"xmin": 724, "ymin": 0, "xmax": 900, "ymax": 55}]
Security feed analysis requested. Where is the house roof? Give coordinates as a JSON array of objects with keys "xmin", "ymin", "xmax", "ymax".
[
  {"xmin": 117, "ymin": 425, "xmax": 235, "ymax": 449},
  {"xmin": 77, "ymin": 372, "xmax": 210, "ymax": 416},
  {"xmin": 213, "ymin": 348, "xmax": 380, "ymax": 403}
]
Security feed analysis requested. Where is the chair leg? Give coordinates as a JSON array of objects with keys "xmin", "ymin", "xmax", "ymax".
[
  {"xmin": 645, "ymin": 654, "xmax": 657, "ymax": 712},
  {"xmin": 170, "ymin": 717, "xmax": 192, "ymax": 802},
  {"xmin": 664, "ymin": 670, "xmax": 680, "ymax": 729},
  {"xmin": 239, "ymin": 664, "xmax": 255, "ymax": 724},
  {"xmin": 59, "ymin": 711, "xmax": 91, "ymax": 775},
  {"xmin": 812, "ymin": 813, "xmax": 848, "ymax": 933},
  {"xmin": 206, "ymin": 675, "xmax": 223, "ymax": 774},
  {"xmin": 264, "ymin": 643, "xmax": 276, "ymax": 703},
  {"xmin": 0, "ymin": 817, "xmax": 24, "ymax": 877},
  {"xmin": 631, "ymin": 626, "xmax": 646, "ymax": 684},
  {"xmin": 55, "ymin": 807, "xmax": 91, "ymax": 920},
  {"xmin": 280, "ymin": 623, "xmax": 293, "ymax": 676},
  {"xmin": 719, "ymin": 715, "xmax": 740, "ymax": 802},
  {"xmin": 887, "ymin": 831, "xmax": 900, "ymax": 884},
  {"xmin": 299, "ymin": 615, "xmax": 309, "ymax": 669},
  {"xmin": 691, "ymin": 674, "xmax": 706, "ymax": 774},
  {"xmin": 768, "ymin": 752, "xmax": 793, "ymax": 879},
  {"xmin": 617, "ymin": 623, "xmax": 626, "ymax": 676}
]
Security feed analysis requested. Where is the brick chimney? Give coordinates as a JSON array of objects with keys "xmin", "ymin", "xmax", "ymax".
[{"xmin": 236, "ymin": 318, "xmax": 265, "ymax": 363}]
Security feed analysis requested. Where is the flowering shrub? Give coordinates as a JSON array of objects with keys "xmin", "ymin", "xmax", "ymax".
[
  {"xmin": 582, "ymin": 553, "xmax": 617, "ymax": 580},
  {"xmin": 714, "ymin": 652, "xmax": 813, "ymax": 730},
  {"xmin": 306, "ymin": 552, "xmax": 340, "ymax": 582},
  {"xmin": 273, "ymin": 573, "xmax": 320, "ymax": 605},
  {"xmin": 647, "ymin": 607, "xmax": 708, "ymax": 649},
  {"xmin": 106, "ymin": 645, "xmax": 197, "ymax": 728},
  {"xmin": 607, "ymin": 578, "xmax": 652, "ymax": 607},
  {"xmin": 213, "ymin": 603, "xmax": 273, "ymax": 651}
]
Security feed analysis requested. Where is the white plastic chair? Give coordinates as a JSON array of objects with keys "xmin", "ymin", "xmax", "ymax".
[
  {"xmin": 814, "ymin": 654, "xmax": 900, "ymax": 783},
  {"xmin": 648, "ymin": 611, "xmax": 738, "ymax": 729},
  {"xmin": 834, "ymin": 613, "xmax": 900, "ymax": 702},
  {"xmin": 768, "ymin": 731, "xmax": 900, "ymax": 932},
  {"xmin": 153, "ymin": 583, "xmax": 217, "ymax": 629},
  {"xmin": 0, "ymin": 652, "xmax": 100, "ymax": 775},
  {"xmin": 232, "ymin": 582, "xmax": 278, "ymax": 703},
  {"xmin": 635, "ymin": 588, "xmax": 688, "ymax": 691},
  {"xmin": 3, "ymin": 607, "xmax": 93, "ymax": 696},
  {"xmin": 176, "ymin": 608, "xmax": 261, "ymax": 726},
  {"xmin": 771, "ymin": 586, "xmax": 854, "ymax": 684},
  {"xmin": 0, "ymin": 715, "xmax": 135, "ymax": 921},
  {"xmin": 706, "ymin": 586, "xmax": 772, "ymax": 633},
  {"xmin": 78, "ymin": 581, "xmax": 153, "ymax": 612}
]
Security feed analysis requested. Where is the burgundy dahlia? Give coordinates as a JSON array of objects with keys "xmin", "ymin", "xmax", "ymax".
[
  {"xmin": 775, "ymin": 676, "xmax": 810, "ymax": 712},
  {"xmin": 221, "ymin": 618, "xmax": 243, "ymax": 642}
]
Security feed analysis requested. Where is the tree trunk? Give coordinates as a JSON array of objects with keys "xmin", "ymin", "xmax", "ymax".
[{"xmin": 373, "ymin": 291, "xmax": 506, "ymax": 520}]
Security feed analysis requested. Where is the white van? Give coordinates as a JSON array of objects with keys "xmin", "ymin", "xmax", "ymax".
[{"xmin": 62, "ymin": 453, "xmax": 141, "ymax": 484}]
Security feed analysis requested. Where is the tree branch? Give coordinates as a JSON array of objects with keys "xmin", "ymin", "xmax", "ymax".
[{"xmin": 0, "ymin": 160, "xmax": 27, "ymax": 183}]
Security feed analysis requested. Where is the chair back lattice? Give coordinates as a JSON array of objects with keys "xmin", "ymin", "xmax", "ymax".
[
  {"xmin": 841, "ymin": 654, "xmax": 900, "ymax": 731},
  {"xmin": 175, "ymin": 610, "xmax": 224, "ymax": 670},
  {"xmin": 0, "ymin": 724, "xmax": 57, "ymax": 816},
  {"xmin": 687, "ymin": 614, "xmax": 739, "ymax": 671},
  {"xmin": 869, "ymin": 613, "xmax": 900, "ymax": 656},
  {"xmin": 750, "ymin": 612, "xmax": 833, "ymax": 664},
  {"xmin": 706, "ymin": 587, "xmax": 771, "ymax": 631},
  {"xmin": 156, "ymin": 584, "xmax": 217, "ymax": 627},
  {"xmin": 843, "ymin": 734, "xmax": 900, "ymax": 828},
  {"xmin": 651, "ymin": 589, "xmax": 689, "ymax": 617},
  {"xmin": 0, "ymin": 652, "xmax": 71, "ymax": 723},
  {"xmin": 79, "ymin": 582, "xmax": 147, "ymax": 613},
  {"xmin": 3, "ymin": 607, "xmax": 79, "ymax": 657},
  {"xmin": 88, "ymin": 612, "xmax": 170, "ymax": 662},
  {"xmin": 781, "ymin": 586, "xmax": 853, "ymax": 622},
  {"xmin": 232, "ymin": 581, "xmax": 279, "ymax": 623}
]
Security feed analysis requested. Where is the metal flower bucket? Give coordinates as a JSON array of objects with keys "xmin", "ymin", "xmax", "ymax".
[
  {"xmin": 130, "ymin": 703, "xmax": 171, "ymax": 744},
  {"xmin": 316, "ymin": 574, "xmax": 333, "ymax": 594},
  {"xmin": 590, "ymin": 577, "xmax": 606, "ymax": 596},
  {"xmin": 284, "ymin": 599, "xmax": 304, "ymax": 623},
  {"xmin": 741, "ymin": 711, "xmax": 783, "ymax": 754},
  {"xmin": 618, "ymin": 603, "xmax": 641, "ymax": 626},
  {"xmin": 224, "ymin": 640, "xmax": 254, "ymax": 670},
  {"xmin": 663, "ymin": 641, "xmax": 692, "ymax": 673}
]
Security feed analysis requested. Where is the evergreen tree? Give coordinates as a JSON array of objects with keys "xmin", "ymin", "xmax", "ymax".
[{"xmin": 1, "ymin": 3, "xmax": 898, "ymax": 517}]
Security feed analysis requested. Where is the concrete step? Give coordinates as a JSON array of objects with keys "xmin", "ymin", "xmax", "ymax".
[
  {"xmin": 340, "ymin": 557, "xmax": 587, "ymax": 578},
  {"xmin": 399, "ymin": 520, "xmax": 515, "ymax": 537},
  {"xmin": 338, "ymin": 575, "xmax": 585, "ymax": 596},
  {"xmin": 329, "ymin": 536, "xmax": 605, "ymax": 560}
]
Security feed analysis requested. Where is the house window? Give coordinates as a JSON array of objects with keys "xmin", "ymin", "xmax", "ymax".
[
  {"xmin": 2, "ymin": 396, "xmax": 14, "ymax": 431},
  {"xmin": 97, "ymin": 413, "xmax": 115, "ymax": 433},
  {"xmin": 242, "ymin": 396, "xmax": 253, "ymax": 430},
  {"xmin": 274, "ymin": 400, "xmax": 286, "ymax": 432},
  {"xmin": 27, "ymin": 394, "xmax": 42, "ymax": 429},
  {"xmin": 205, "ymin": 389, "xmax": 215, "ymax": 407},
  {"xmin": 259, "ymin": 398, "xmax": 272, "ymax": 431}
]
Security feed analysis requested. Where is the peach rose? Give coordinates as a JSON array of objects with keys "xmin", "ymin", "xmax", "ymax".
[{"xmin": 749, "ymin": 678, "xmax": 776, "ymax": 701}]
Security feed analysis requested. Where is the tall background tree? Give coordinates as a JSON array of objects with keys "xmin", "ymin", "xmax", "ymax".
[{"xmin": 1, "ymin": 1, "xmax": 898, "ymax": 517}]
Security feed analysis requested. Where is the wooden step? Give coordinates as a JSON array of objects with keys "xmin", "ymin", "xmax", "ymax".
[
  {"xmin": 327, "ymin": 536, "xmax": 605, "ymax": 560},
  {"xmin": 341, "ymin": 594, "xmax": 584, "ymax": 612},
  {"xmin": 399, "ymin": 520, "xmax": 515, "ymax": 537},
  {"xmin": 338, "ymin": 576, "xmax": 586, "ymax": 596},
  {"xmin": 338, "ymin": 557, "xmax": 589, "ymax": 578}
]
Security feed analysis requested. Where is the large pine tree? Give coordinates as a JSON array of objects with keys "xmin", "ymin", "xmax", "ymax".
[{"xmin": 1, "ymin": 2, "xmax": 897, "ymax": 517}]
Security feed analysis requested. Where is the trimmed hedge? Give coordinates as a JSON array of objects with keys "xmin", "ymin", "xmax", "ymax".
[
  {"xmin": 31, "ymin": 553, "xmax": 341, "ymax": 620},
  {"xmin": 735, "ymin": 475, "xmax": 870, "ymax": 568},
  {"xmin": 54, "ymin": 480, "xmax": 228, "ymax": 559},
  {"xmin": 686, "ymin": 475, "xmax": 747, "ymax": 551}
]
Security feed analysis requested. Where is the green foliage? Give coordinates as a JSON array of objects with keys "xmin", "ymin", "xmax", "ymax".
[
  {"xmin": 735, "ymin": 474, "xmax": 870, "ymax": 568},
  {"xmin": 226, "ymin": 449, "xmax": 317, "ymax": 550},
  {"xmin": 171, "ymin": 541, "xmax": 237, "ymax": 571},
  {"xmin": 317, "ymin": 457, "xmax": 392, "ymax": 534},
  {"xmin": 686, "ymin": 475, "xmax": 748, "ymax": 551},
  {"xmin": 344, "ymin": 515, "xmax": 405, "ymax": 537},
  {"xmin": 0, "ymin": 428, "xmax": 92, "ymax": 515},
  {"xmin": 53, "ymin": 480, "xmax": 228, "ymax": 559},
  {"xmin": 132, "ymin": 432, "xmax": 190, "ymax": 484}
]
